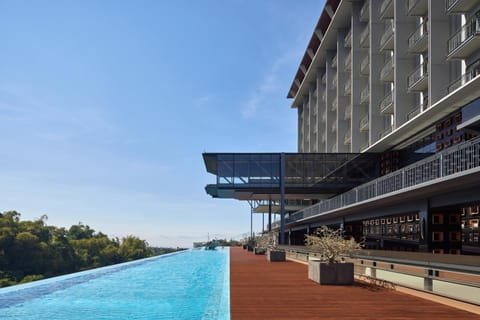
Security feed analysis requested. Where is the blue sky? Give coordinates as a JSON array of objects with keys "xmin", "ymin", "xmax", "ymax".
[{"xmin": 0, "ymin": 0, "xmax": 324, "ymax": 248}]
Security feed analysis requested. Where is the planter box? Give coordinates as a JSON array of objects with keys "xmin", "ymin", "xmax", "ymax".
[
  {"xmin": 247, "ymin": 245, "xmax": 254, "ymax": 252},
  {"xmin": 242, "ymin": 244, "xmax": 247, "ymax": 250},
  {"xmin": 308, "ymin": 261, "xmax": 354, "ymax": 285},
  {"xmin": 267, "ymin": 250, "xmax": 285, "ymax": 262},
  {"xmin": 254, "ymin": 247, "xmax": 266, "ymax": 255}
]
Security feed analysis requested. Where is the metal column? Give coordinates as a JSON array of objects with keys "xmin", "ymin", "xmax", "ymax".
[
  {"xmin": 280, "ymin": 153, "xmax": 286, "ymax": 245},
  {"xmin": 268, "ymin": 199, "xmax": 272, "ymax": 232}
]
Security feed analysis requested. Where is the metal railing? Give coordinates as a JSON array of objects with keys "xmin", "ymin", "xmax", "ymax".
[
  {"xmin": 448, "ymin": 17, "xmax": 480, "ymax": 56},
  {"xmin": 380, "ymin": 22, "xmax": 394, "ymax": 49},
  {"xmin": 332, "ymin": 121, "xmax": 337, "ymax": 132},
  {"xmin": 380, "ymin": 56, "xmax": 394, "ymax": 81},
  {"xmin": 361, "ymin": 85, "xmax": 370, "ymax": 104},
  {"xmin": 408, "ymin": 19, "xmax": 428, "ymax": 51},
  {"xmin": 344, "ymin": 78, "xmax": 352, "ymax": 95},
  {"xmin": 345, "ymin": 29, "xmax": 352, "ymax": 47},
  {"xmin": 360, "ymin": 115, "xmax": 369, "ymax": 131},
  {"xmin": 332, "ymin": 54, "xmax": 338, "ymax": 68},
  {"xmin": 344, "ymin": 130, "xmax": 352, "ymax": 145},
  {"xmin": 322, "ymin": 111, "xmax": 327, "ymax": 122},
  {"xmin": 360, "ymin": 26, "xmax": 370, "ymax": 47},
  {"xmin": 408, "ymin": 63, "xmax": 428, "ymax": 88},
  {"xmin": 361, "ymin": 55, "xmax": 370, "ymax": 75},
  {"xmin": 332, "ymin": 73, "xmax": 338, "ymax": 89},
  {"xmin": 331, "ymin": 97, "xmax": 338, "ymax": 111},
  {"xmin": 406, "ymin": 105, "xmax": 422, "ymax": 121},
  {"xmin": 322, "ymin": 91, "xmax": 326, "ymax": 102},
  {"xmin": 379, "ymin": 0, "xmax": 393, "ymax": 17},
  {"xmin": 285, "ymin": 136, "xmax": 480, "ymax": 225},
  {"xmin": 380, "ymin": 126, "xmax": 393, "ymax": 139},
  {"xmin": 344, "ymin": 105, "xmax": 352, "ymax": 120},
  {"xmin": 448, "ymin": 70, "xmax": 478, "ymax": 93},
  {"xmin": 344, "ymin": 51, "xmax": 352, "ymax": 71},
  {"xmin": 322, "ymin": 73, "xmax": 327, "ymax": 84},
  {"xmin": 360, "ymin": 1, "xmax": 369, "ymax": 21},
  {"xmin": 380, "ymin": 89, "xmax": 394, "ymax": 114}
]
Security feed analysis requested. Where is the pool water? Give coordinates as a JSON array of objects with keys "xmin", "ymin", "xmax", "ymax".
[{"xmin": 0, "ymin": 248, "xmax": 230, "ymax": 320}]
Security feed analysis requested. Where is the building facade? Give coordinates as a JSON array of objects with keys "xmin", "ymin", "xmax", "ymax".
[{"xmin": 283, "ymin": 0, "xmax": 480, "ymax": 254}]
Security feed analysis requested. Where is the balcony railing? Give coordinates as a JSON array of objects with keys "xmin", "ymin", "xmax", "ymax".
[
  {"xmin": 380, "ymin": 90, "xmax": 394, "ymax": 114},
  {"xmin": 332, "ymin": 73, "xmax": 338, "ymax": 89},
  {"xmin": 406, "ymin": 105, "xmax": 422, "ymax": 121},
  {"xmin": 332, "ymin": 122, "xmax": 337, "ymax": 132},
  {"xmin": 344, "ymin": 105, "xmax": 352, "ymax": 120},
  {"xmin": 360, "ymin": 143, "xmax": 370, "ymax": 152},
  {"xmin": 447, "ymin": 17, "xmax": 480, "ymax": 58},
  {"xmin": 322, "ymin": 91, "xmax": 326, "ymax": 102},
  {"xmin": 380, "ymin": 126, "xmax": 393, "ymax": 139},
  {"xmin": 379, "ymin": 0, "xmax": 394, "ymax": 19},
  {"xmin": 447, "ymin": 70, "xmax": 479, "ymax": 93},
  {"xmin": 380, "ymin": 22, "xmax": 394, "ymax": 50},
  {"xmin": 331, "ymin": 97, "xmax": 338, "ymax": 111},
  {"xmin": 345, "ymin": 51, "xmax": 352, "ymax": 71},
  {"xmin": 285, "ymin": 136, "xmax": 480, "ymax": 226},
  {"xmin": 408, "ymin": 63, "xmax": 428, "ymax": 91},
  {"xmin": 380, "ymin": 56, "xmax": 394, "ymax": 82},
  {"xmin": 408, "ymin": 19, "xmax": 428, "ymax": 53},
  {"xmin": 361, "ymin": 85, "xmax": 370, "ymax": 104},
  {"xmin": 360, "ymin": 114, "xmax": 369, "ymax": 131},
  {"xmin": 446, "ymin": 0, "xmax": 477, "ymax": 14},
  {"xmin": 322, "ymin": 73, "xmax": 327, "ymax": 84},
  {"xmin": 332, "ymin": 54, "xmax": 338, "ymax": 68},
  {"xmin": 407, "ymin": 0, "xmax": 428, "ymax": 16},
  {"xmin": 360, "ymin": 1, "xmax": 369, "ymax": 22},
  {"xmin": 361, "ymin": 55, "xmax": 370, "ymax": 75},
  {"xmin": 322, "ymin": 111, "xmax": 327, "ymax": 122},
  {"xmin": 345, "ymin": 29, "xmax": 352, "ymax": 47},
  {"xmin": 344, "ymin": 78, "xmax": 351, "ymax": 95},
  {"xmin": 344, "ymin": 130, "xmax": 351, "ymax": 145},
  {"xmin": 360, "ymin": 26, "xmax": 370, "ymax": 48}
]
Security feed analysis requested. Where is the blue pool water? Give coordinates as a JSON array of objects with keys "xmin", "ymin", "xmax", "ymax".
[{"xmin": 0, "ymin": 248, "xmax": 230, "ymax": 320}]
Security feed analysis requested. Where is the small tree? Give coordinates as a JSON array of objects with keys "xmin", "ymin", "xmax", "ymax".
[
  {"xmin": 256, "ymin": 232, "xmax": 277, "ymax": 249},
  {"xmin": 305, "ymin": 226, "xmax": 361, "ymax": 263}
]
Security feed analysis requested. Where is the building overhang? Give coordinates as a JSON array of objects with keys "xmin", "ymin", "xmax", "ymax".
[{"xmin": 203, "ymin": 152, "xmax": 381, "ymax": 201}]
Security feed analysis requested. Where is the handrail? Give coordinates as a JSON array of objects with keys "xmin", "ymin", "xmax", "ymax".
[
  {"xmin": 360, "ymin": 85, "xmax": 369, "ymax": 103},
  {"xmin": 380, "ymin": 22, "xmax": 394, "ymax": 48},
  {"xmin": 380, "ymin": 89, "xmax": 394, "ymax": 114},
  {"xmin": 344, "ymin": 105, "xmax": 352, "ymax": 120},
  {"xmin": 361, "ymin": 55, "xmax": 369, "ymax": 74},
  {"xmin": 408, "ymin": 18, "xmax": 428, "ymax": 50},
  {"xmin": 448, "ymin": 70, "xmax": 478, "ymax": 93},
  {"xmin": 380, "ymin": 57, "xmax": 394, "ymax": 80},
  {"xmin": 344, "ymin": 51, "xmax": 352, "ymax": 71},
  {"xmin": 360, "ymin": 115, "xmax": 369, "ymax": 130},
  {"xmin": 285, "ymin": 136, "xmax": 480, "ymax": 225},
  {"xmin": 344, "ymin": 78, "xmax": 351, "ymax": 95},
  {"xmin": 360, "ymin": 1, "xmax": 369, "ymax": 21},
  {"xmin": 360, "ymin": 26, "xmax": 369, "ymax": 47},
  {"xmin": 448, "ymin": 17, "xmax": 480, "ymax": 56},
  {"xmin": 406, "ymin": 105, "xmax": 422, "ymax": 121},
  {"xmin": 408, "ymin": 62, "xmax": 427, "ymax": 88},
  {"xmin": 344, "ymin": 29, "xmax": 352, "ymax": 47},
  {"xmin": 379, "ymin": 0, "xmax": 393, "ymax": 17}
]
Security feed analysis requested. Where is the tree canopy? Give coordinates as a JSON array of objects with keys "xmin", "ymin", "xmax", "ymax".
[{"xmin": 0, "ymin": 211, "xmax": 182, "ymax": 287}]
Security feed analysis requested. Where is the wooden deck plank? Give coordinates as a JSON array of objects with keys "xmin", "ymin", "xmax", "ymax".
[{"xmin": 230, "ymin": 247, "xmax": 478, "ymax": 319}]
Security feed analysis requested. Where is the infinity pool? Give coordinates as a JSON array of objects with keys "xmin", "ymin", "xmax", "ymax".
[{"xmin": 0, "ymin": 248, "xmax": 230, "ymax": 320}]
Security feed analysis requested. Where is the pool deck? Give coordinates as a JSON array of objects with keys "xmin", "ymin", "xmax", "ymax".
[{"xmin": 229, "ymin": 247, "xmax": 479, "ymax": 319}]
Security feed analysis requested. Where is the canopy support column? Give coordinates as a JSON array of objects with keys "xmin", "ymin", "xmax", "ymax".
[{"xmin": 280, "ymin": 153, "xmax": 286, "ymax": 245}]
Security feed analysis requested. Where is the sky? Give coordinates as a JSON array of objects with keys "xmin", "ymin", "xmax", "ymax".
[{"xmin": 0, "ymin": 0, "xmax": 325, "ymax": 248}]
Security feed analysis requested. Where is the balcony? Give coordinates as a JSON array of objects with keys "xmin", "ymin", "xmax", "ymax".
[
  {"xmin": 332, "ymin": 73, "xmax": 338, "ymax": 89},
  {"xmin": 361, "ymin": 85, "xmax": 370, "ymax": 104},
  {"xmin": 344, "ymin": 105, "xmax": 352, "ymax": 120},
  {"xmin": 380, "ymin": 126, "xmax": 393, "ymax": 139},
  {"xmin": 379, "ymin": 0, "xmax": 394, "ymax": 19},
  {"xmin": 380, "ymin": 56, "xmax": 394, "ymax": 82},
  {"xmin": 447, "ymin": 70, "xmax": 479, "ymax": 93},
  {"xmin": 332, "ymin": 122, "xmax": 337, "ymax": 132},
  {"xmin": 380, "ymin": 22, "xmax": 394, "ymax": 51},
  {"xmin": 332, "ymin": 54, "xmax": 338, "ymax": 68},
  {"xmin": 322, "ymin": 91, "xmax": 326, "ymax": 102},
  {"xmin": 360, "ymin": 26, "xmax": 370, "ymax": 48},
  {"xmin": 446, "ymin": 0, "xmax": 477, "ymax": 14},
  {"xmin": 360, "ymin": 115, "xmax": 369, "ymax": 131},
  {"xmin": 345, "ymin": 29, "xmax": 352, "ymax": 48},
  {"xmin": 408, "ymin": 19, "xmax": 428, "ymax": 53},
  {"xmin": 360, "ymin": 55, "xmax": 370, "ymax": 75},
  {"xmin": 344, "ymin": 51, "xmax": 352, "ymax": 71},
  {"xmin": 321, "ymin": 134, "xmax": 327, "ymax": 143},
  {"xmin": 344, "ymin": 78, "xmax": 351, "ymax": 95},
  {"xmin": 344, "ymin": 130, "xmax": 352, "ymax": 145},
  {"xmin": 322, "ymin": 73, "xmax": 327, "ymax": 84},
  {"xmin": 407, "ymin": 0, "xmax": 428, "ymax": 16},
  {"xmin": 380, "ymin": 90, "xmax": 394, "ymax": 114},
  {"xmin": 408, "ymin": 63, "xmax": 428, "ymax": 91},
  {"xmin": 332, "ymin": 143, "xmax": 337, "ymax": 152},
  {"xmin": 447, "ymin": 17, "xmax": 480, "ymax": 60},
  {"xmin": 331, "ymin": 97, "xmax": 338, "ymax": 111},
  {"xmin": 360, "ymin": 142, "xmax": 370, "ymax": 152},
  {"xmin": 406, "ymin": 104, "xmax": 422, "ymax": 121},
  {"xmin": 322, "ymin": 110, "xmax": 327, "ymax": 122},
  {"xmin": 360, "ymin": 1, "xmax": 369, "ymax": 22}
]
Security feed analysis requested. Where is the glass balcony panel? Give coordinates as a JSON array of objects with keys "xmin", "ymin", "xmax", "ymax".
[
  {"xmin": 379, "ymin": 0, "xmax": 394, "ymax": 19},
  {"xmin": 360, "ymin": 26, "xmax": 370, "ymax": 48},
  {"xmin": 344, "ymin": 29, "xmax": 352, "ymax": 47},
  {"xmin": 332, "ymin": 54, "xmax": 337, "ymax": 68},
  {"xmin": 446, "ymin": 0, "xmax": 477, "ymax": 14},
  {"xmin": 360, "ymin": 1, "xmax": 369, "ymax": 22},
  {"xmin": 380, "ymin": 89, "xmax": 394, "ymax": 114},
  {"xmin": 344, "ymin": 78, "xmax": 351, "ymax": 95},
  {"xmin": 408, "ymin": 63, "xmax": 428, "ymax": 91},
  {"xmin": 406, "ymin": 104, "xmax": 422, "ymax": 121},
  {"xmin": 407, "ymin": 0, "xmax": 428, "ymax": 16},
  {"xmin": 447, "ymin": 17, "xmax": 480, "ymax": 59},
  {"xmin": 408, "ymin": 19, "xmax": 428, "ymax": 53},
  {"xmin": 447, "ymin": 70, "xmax": 479, "ymax": 93},
  {"xmin": 332, "ymin": 122, "xmax": 337, "ymax": 132},
  {"xmin": 380, "ymin": 126, "xmax": 393, "ymax": 139},
  {"xmin": 360, "ymin": 115, "xmax": 369, "ymax": 131},
  {"xmin": 361, "ymin": 85, "xmax": 370, "ymax": 104},
  {"xmin": 344, "ymin": 131, "xmax": 352, "ymax": 145},
  {"xmin": 331, "ymin": 97, "xmax": 338, "ymax": 111},
  {"xmin": 380, "ymin": 22, "xmax": 394, "ymax": 51},
  {"xmin": 344, "ymin": 105, "xmax": 352, "ymax": 120},
  {"xmin": 344, "ymin": 51, "xmax": 352, "ymax": 71},
  {"xmin": 380, "ymin": 56, "xmax": 394, "ymax": 82},
  {"xmin": 361, "ymin": 55, "xmax": 370, "ymax": 75}
]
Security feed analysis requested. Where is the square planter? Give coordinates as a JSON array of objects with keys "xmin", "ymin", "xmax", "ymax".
[
  {"xmin": 267, "ymin": 250, "xmax": 285, "ymax": 262},
  {"xmin": 308, "ymin": 260, "xmax": 354, "ymax": 285},
  {"xmin": 254, "ymin": 247, "xmax": 266, "ymax": 255},
  {"xmin": 242, "ymin": 244, "xmax": 247, "ymax": 250}
]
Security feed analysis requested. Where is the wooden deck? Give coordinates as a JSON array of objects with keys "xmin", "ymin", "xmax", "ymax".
[{"xmin": 230, "ymin": 247, "xmax": 479, "ymax": 319}]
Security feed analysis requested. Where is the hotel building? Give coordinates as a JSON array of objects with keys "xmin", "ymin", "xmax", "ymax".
[{"xmin": 204, "ymin": 0, "xmax": 480, "ymax": 254}]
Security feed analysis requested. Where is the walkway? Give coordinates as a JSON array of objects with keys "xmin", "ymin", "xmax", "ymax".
[{"xmin": 230, "ymin": 247, "xmax": 479, "ymax": 319}]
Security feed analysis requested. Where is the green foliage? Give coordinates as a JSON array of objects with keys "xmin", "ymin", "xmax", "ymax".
[{"xmin": 0, "ymin": 211, "xmax": 178, "ymax": 288}]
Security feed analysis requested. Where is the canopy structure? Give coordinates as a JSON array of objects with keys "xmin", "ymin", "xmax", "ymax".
[{"xmin": 203, "ymin": 152, "xmax": 381, "ymax": 244}]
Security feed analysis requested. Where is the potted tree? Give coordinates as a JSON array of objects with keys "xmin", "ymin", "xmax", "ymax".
[
  {"xmin": 305, "ymin": 226, "xmax": 361, "ymax": 285},
  {"xmin": 257, "ymin": 232, "xmax": 285, "ymax": 262}
]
